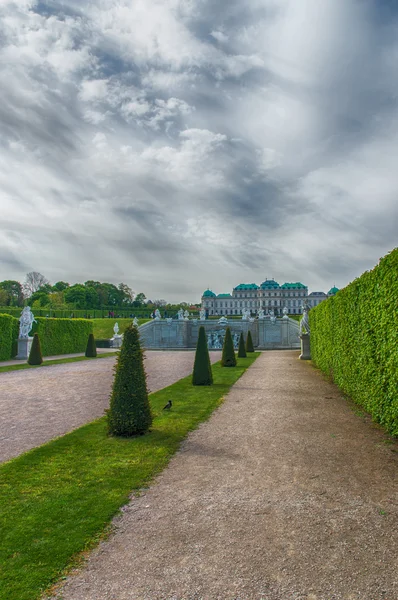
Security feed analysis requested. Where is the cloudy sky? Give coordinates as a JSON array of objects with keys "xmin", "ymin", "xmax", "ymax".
[{"xmin": 1, "ymin": 0, "xmax": 397, "ymax": 302}]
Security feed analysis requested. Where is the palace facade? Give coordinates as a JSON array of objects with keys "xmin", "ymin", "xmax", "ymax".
[{"xmin": 201, "ymin": 279, "xmax": 339, "ymax": 316}]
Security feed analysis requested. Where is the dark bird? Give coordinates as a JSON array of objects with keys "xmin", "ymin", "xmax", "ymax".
[{"xmin": 163, "ymin": 400, "xmax": 172, "ymax": 410}]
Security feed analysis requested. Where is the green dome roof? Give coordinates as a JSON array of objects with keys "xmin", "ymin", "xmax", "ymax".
[
  {"xmin": 202, "ymin": 289, "xmax": 216, "ymax": 298},
  {"xmin": 260, "ymin": 279, "xmax": 280, "ymax": 289},
  {"xmin": 233, "ymin": 283, "xmax": 259, "ymax": 291},
  {"xmin": 217, "ymin": 293, "xmax": 232, "ymax": 298},
  {"xmin": 280, "ymin": 282, "xmax": 307, "ymax": 289},
  {"xmin": 328, "ymin": 286, "xmax": 339, "ymax": 295}
]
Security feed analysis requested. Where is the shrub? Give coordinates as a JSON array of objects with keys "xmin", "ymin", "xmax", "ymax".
[
  {"xmin": 246, "ymin": 330, "xmax": 254, "ymax": 353},
  {"xmin": 28, "ymin": 333, "xmax": 43, "ymax": 365},
  {"xmin": 85, "ymin": 333, "xmax": 97, "ymax": 358},
  {"xmin": 31, "ymin": 318, "xmax": 93, "ymax": 356},
  {"xmin": 192, "ymin": 326, "xmax": 213, "ymax": 386},
  {"xmin": 238, "ymin": 332, "xmax": 247, "ymax": 358},
  {"xmin": 0, "ymin": 313, "xmax": 19, "ymax": 361},
  {"xmin": 222, "ymin": 327, "xmax": 236, "ymax": 367},
  {"xmin": 309, "ymin": 248, "xmax": 398, "ymax": 437},
  {"xmin": 107, "ymin": 324, "xmax": 152, "ymax": 436}
]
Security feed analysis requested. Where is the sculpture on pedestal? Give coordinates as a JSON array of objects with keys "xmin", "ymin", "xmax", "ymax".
[
  {"xmin": 299, "ymin": 306, "xmax": 311, "ymax": 335},
  {"xmin": 19, "ymin": 307, "xmax": 36, "ymax": 338},
  {"xmin": 177, "ymin": 308, "xmax": 184, "ymax": 321},
  {"xmin": 184, "ymin": 310, "xmax": 190, "ymax": 321},
  {"xmin": 154, "ymin": 309, "xmax": 161, "ymax": 320},
  {"xmin": 133, "ymin": 317, "xmax": 139, "ymax": 327},
  {"xmin": 282, "ymin": 307, "xmax": 289, "ymax": 319},
  {"xmin": 257, "ymin": 308, "xmax": 265, "ymax": 320},
  {"xmin": 199, "ymin": 308, "xmax": 206, "ymax": 321}
]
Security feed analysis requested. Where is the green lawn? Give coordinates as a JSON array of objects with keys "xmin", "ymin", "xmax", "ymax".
[
  {"xmin": 92, "ymin": 318, "xmax": 149, "ymax": 339},
  {"xmin": 0, "ymin": 354, "xmax": 259, "ymax": 600}
]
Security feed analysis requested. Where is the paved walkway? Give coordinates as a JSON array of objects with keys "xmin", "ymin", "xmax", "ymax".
[
  {"xmin": 0, "ymin": 347, "xmax": 118, "ymax": 367},
  {"xmin": 0, "ymin": 351, "xmax": 221, "ymax": 463},
  {"xmin": 55, "ymin": 351, "xmax": 397, "ymax": 600}
]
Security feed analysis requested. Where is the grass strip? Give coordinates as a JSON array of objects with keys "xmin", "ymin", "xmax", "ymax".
[
  {"xmin": 0, "ymin": 353, "xmax": 117, "ymax": 374},
  {"xmin": 92, "ymin": 318, "xmax": 149, "ymax": 339},
  {"xmin": 0, "ymin": 354, "xmax": 259, "ymax": 600}
]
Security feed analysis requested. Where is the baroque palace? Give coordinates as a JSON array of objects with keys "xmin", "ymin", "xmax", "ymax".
[{"xmin": 201, "ymin": 279, "xmax": 339, "ymax": 317}]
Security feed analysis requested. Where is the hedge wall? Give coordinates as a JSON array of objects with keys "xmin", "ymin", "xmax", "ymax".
[
  {"xmin": 31, "ymin": 318, "xmax": 93, "ymax": 356},
  {"xmin": 309, "ymin": 248, "xmax": 398, "ymax": 436},
  {"xmin": 0, "ymin": 314, "xmax": 19, "ymax": 360}
]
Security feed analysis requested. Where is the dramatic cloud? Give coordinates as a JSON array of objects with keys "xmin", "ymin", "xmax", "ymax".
[{"xmin": 0, "ymin": 0, "xmax": 397, "ymax": 301}]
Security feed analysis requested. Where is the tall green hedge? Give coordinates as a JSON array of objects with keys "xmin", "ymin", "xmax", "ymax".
[
  {"xmin": 309, "ymin": 248, "xmax": 398, "ymax": 436},
  {"xmin": 0, "ymin": 314, "xmax": 19, "ymax": 360},
  {"xmin": 31, "ymin": 318, "xmax": 93, "ymax": 356}
]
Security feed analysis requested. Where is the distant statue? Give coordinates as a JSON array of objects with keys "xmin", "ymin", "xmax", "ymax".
[
  {"xmin": 199, "ymin": 308, "xmax": 206, "ymax": 321},
  {"xmin": 184, "ymin": 310, "xmax": 190, "ymax": 320},
  {"xmin": 166, "ymin": 318, "xmax": 173, "ymax": 324},
  {"xmin": 113, "ymin": 322, "xmax": 120, "ymax": 336},
  {"xmin": 269, "ymin": 309, "xmax": 277, "ymax": 324},
  {"xmin": 218, "ymin": 316, "xmax": 228, "ymax": 325},
  {"xmin": 242, "ymin": 308, "xmax": 250, "ymax": 321},
  {"xmin": 282, "ymin": 307, "xmax": 289, "ymax": 319},
  {"xmin": 154, "ymin": 309, "xmax": 161, "ymax": 320},
  {"xmin": 177, "ymin": 308, "xmax": 184, "ymax": 321},
  {"xmin": 299, "ymin": 306, "xmax": 311, "ymax": 335},
  {"xmin": 133, "ymin": 317, "xmax": 139, "ymax": 327},
  {"xmin": 257, "ymin": 308, "xmax": 265, "ymax": 320},
  {"xmin": 19, "ymin": 306, "xmax": 36, "ymax": 338}
]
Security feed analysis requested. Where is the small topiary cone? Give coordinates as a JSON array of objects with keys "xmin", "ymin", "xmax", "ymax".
[
  {"xmin": 107, "ymin": 324, "xmax": 152, "ymax": 437},
  {"xmin": 221, "ymin": 327, "xmax": 236, "ymax": 367},
  {"xmin": 246, "ymin": 330, "xmax": 254, "ymax": 353},
  {"xmin": 192, "ymin": 326, "xmax": 213, "ymax": 385},
  {"xmin": 28, "ymin": 332, "xmax": 43, "ymax": 365},
  {"xmin": 238, "ymin": 332, "xmax": 247, "ymax": 358},
  {"xmin": 85, "ymin": 333, "xmax": 97, "ymax": 358}
]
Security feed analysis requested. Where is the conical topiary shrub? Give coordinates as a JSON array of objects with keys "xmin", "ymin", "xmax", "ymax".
[
  {"xmin": 246, "ymin": 330, "xmax": 254, "ymax": 353},
  {"xmin": 85, "ymin": 333, "xmax": 97, "ymax": 358},
  {"xmin": 238, "ymin": 332, "xmax": 247, "ymax": 358},
  {"xmin": 107, "ymin": 324, "xmax": 152, "ymax": 436},
  {"xmin": 192, "ymin": 326, "xmax": 213, "ymax": 386},
  {"xmin": 28, "ymin": 332, "xmax": 43, "ymax": 365},
  {"xmin": 221, "ymin": 327, "xmax": 236, "ymax": 367}
]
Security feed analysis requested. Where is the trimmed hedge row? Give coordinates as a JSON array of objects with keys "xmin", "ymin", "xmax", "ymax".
[
  {"xmin": 0, "ymin": 314, "xmax": 19, "ymax": 360},
  {"xmin": 309, "ymin": 248, "xmax": 398, "ymax": 436},
  {"xmin": 31, "ymin": 318, "xmax": 93, "ymax": 356}
]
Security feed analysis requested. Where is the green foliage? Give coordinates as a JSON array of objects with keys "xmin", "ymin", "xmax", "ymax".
[
  {"xmin": 0, "ymin": 314, "xmax": 19, "ymax": 360},
  {"xmin": 238, "ymin": 332, "xmax": 247, "ymax": 358},
  {"xmin": 85, "ymin": 333, "xmax": 97, "ymax": 358},
  {"xmin": 192, "ymin": 325, "xmax": 213, "ymax": 386},
  {"xmin": 222, "ymin": 327, "xmax": 237, "ymax": 367},
  {"xmin": 107, "ymin": 324, "xmax": 152, "ymax": 436},
  {"xmin": 246, "ymin": 329, "xmax": 254, "ymax": 352},
  {"xmin": 28, "ymin": 333, "xmax": 43, "ymax": 365},
  {"xmin": 31, "ymin": 318, "xmax": 93, "ymax": 356},
  {"xmin": 309, "ymin": 248, "xmax": 398, "ymax": 436}
]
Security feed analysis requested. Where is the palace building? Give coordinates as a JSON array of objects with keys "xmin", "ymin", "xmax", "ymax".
[{"xmin": 201, "ymin": 280, "xmax": 339, "ymax": 316}]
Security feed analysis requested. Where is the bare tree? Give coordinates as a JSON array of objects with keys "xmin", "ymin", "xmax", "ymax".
[
  {"xmin": 24, "ymin": 272, "xmax": 49, "ymax": 297},
  {"xmin": 152, "ymin": 299, "xmax": 167, "ymax": 307}
]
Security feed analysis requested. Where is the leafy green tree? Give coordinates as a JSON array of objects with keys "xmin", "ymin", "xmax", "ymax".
[
  {"xmin": 107, "ymin": 324, "xmax": 152, "ymax": 436},
  {"xmin": 52, "ymin": 281, "xmax": 70, "ymax": 292},
  {"xmin": 30, "ymin": 290, "xmax": 50, "ymax": 307},
  {"xmin": 28, "ymin": 333, "xmax": 43, "ymax": 365},
  {"xmin": 192, "ymin": 326, "xmax": 213, "ymax": 385},
  {"xmin": 0, "ymin": 280, "xmax": 24, "ymax": 306},
  {"xmin": 133, "ymin": 292, "xmax": 146, "ymax": 307},
  {"xmin": 0, "ymin": 288, "xmax": 9, "ymax": 305},
  {"xmin": 246, "ymin": 330, "xmax": 254, "ymax": 352},
  {"xmin": 221, "ymin": 327, "xmax": 236, "ymax": 367},
  {"xmin": 85, "ymin": 333, "xmax": 97, "ymax": 357},
  {"xmin": 64, "ymin": 284, "xmax": 87, "ymax": 309},
  {"xmin": 118, "ymin": 283, "xmax": 135, "ymax": 305},
  {"xmin": 238, "ymin": 332, "xmax": 247, "ymax": 358}
]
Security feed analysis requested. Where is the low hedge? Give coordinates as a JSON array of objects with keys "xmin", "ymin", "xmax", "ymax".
[
  {"xmin": 0, "ymin": 314, "xmax": 19, "ymax": 360},
  {"xmin": 31, "ymin": 318, "xmax": 93, "ymax": 356},
  {"xmin": 309, "ymin": 248, "xmax": 398, "ymax": 436}
]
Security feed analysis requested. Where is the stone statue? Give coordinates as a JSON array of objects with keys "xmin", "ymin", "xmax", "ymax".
[
  {"xmin": 257, "ymin": 308, "xmax": 265, "ymax": 320},
  {"xmin": 133, "ymin": 317, "xmax": 139, "ymax": 327},
  {"xmin": 113, "ymin": 322, "xmax": 119, "ymax": 335},
  {"xmin": 154, "ymin": 309, "xmax": 161, "ymax": 320},
  {"xmin": 269, "ymin": 309, "xmax": 277, "ymax": 324},
  {"xmin": 218, "ymin": 316, "xmax": 228, "ymax": 325},
  {"xmin": 19, "ymin": 306, "xmax": 36, "ymax": 338},
  {"xmin": 282, "ymin": 307, "xmax": 289, "ymax": 319},
  {"xmin": 177, "ymin": 308, "xmax": 184, "ymax": 321},
  {"xmin": 199, "ymin": 308, "xmax": 206, "ymax": 321},
  {"xmin": 242, "ymin": 308, "xmax": 250, "ymax": 321},
  {"xmin": 166, "ymin": 318, "xmax": 173, "ymax": 324},
  {"xmin": 184, "ymin": 310, "xmax": 190, "ymax": 320},
  {"xmin": 299, "ymin": 306, "xmax": 311, "ymax": 335}
]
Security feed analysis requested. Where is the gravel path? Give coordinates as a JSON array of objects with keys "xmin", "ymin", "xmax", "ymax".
[
  {"xmin": 55, "ymin": 351, "xmax": 397, "ymax": 600},
  {"xmin": 0, "ymin": 351, "xmax": 221, "ymax": 463}
]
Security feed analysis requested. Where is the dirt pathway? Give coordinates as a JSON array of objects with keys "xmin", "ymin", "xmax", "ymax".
[
  {"xmin": 0, "ymin": 351, "xmax": 221, "ymax": 463},
  {"xmin": 55, "ymin": 351, "xmax": 397, "ymax": 600}
]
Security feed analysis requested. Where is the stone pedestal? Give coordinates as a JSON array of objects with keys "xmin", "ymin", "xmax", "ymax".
[
  {"xmin": 299, "ymin": 334, "xmax": 311, "ymax": 360},
  {"xmin": 16, "ymin": 337, "xmax": 33, "ymax": 360},
  {"xmin": 112, "ymin": 335, "xmax": 123, "ymax": 348}
]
